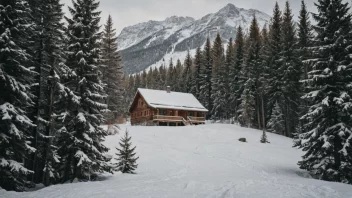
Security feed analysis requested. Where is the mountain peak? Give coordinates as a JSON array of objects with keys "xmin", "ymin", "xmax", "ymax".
[{"xmin": 217, "ymin": 3, "xmax": 240, "ymax": 16}]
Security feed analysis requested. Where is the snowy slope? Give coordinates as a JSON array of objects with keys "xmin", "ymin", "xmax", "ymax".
[
  {"xmin": 119, "ymin": 3, "xmax": 270, "ymax": 74},
  {"xmin": 3, "ymin": 124, "xmax": 352, "ymax": 198}
]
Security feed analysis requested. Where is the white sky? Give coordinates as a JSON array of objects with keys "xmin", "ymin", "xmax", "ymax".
[{"xmin": 62, "ymin": 0, "xmax": 317, "ymax": 35}]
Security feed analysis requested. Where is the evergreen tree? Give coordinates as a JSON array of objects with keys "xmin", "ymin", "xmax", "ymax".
[
  {"xmin": 211, "ymin": 33, "xmax": 226, "ymax": 120},
  {"xmin": 58, "ymin": 0, "xmax": 111, "ymax": 182},
  {"xmin": 238, "ymin": 79, "xmax": 255, "ymax": 128},
  {"xmin": 24, "ymin": 0, "xmax": 70, "ymax": 185},
  {"xmin": 181, "ymin": 50, "xmax": 193, "ymax": 93},
  {"xmin": 267, "ymin": 101, "xmax": 285, "ymax": 134},
  {"xmin": 101, "ymin": 15, "xmax": 124, "ymax": 124},
  {"xmin": 267, "ymin": 2, "xmax": 283, "ymax": 118},
  {"xmin": 174, "ymin": 59, "xmax": 183, "ymax": 92},
  {"xmin": 134, "ymin": 73, "xmax": 141, "ymax": 91},
  {"xmin": 260, "ymin": 24, "xmax": 271, "ymax": 126},
  {"xmin": 166, "ymin": 59, "xmax": 176, "ymax": 89},
  {"xmin": 238, "ymin": 16, "xmax": 262, "ymax": 128},
  {"xmin": 0, "ymin": 0, "xmax": 36, "ymax": 191},
  {"xmin": 230, "ymin": 26, "xmax": 245, "ymax": 121},
  {"xmin": 140, "ymin": 70, "xmax": 147, "ymax": 88},
  {"xmin": 146, "ymin": 68, "xmax": 153, "ymax": 89},
  {"xmin": 295, "ymin": 0, "xmax": 352, "ymax": 183},
  {"xmin": 191, "ymin": 47, "xmax": 202, "ymax": 99},
  {"xmin": 280, "ymin": 1, "xmax": 301, "ymax": 137},
  {"xmin": 152, "ymin": 66, "xmax": 161, "ymax": 90},
  {"xmin": 297, "ymin": 0, "xmax": 314, "ymax": 134},
  {"xmin": 159, "ymin": 65, "xmax": 167, "ymax": 90},
  {"xmin": 200, "ymin": 37, "xmax": 213, "ymax": 117},
  {"xmin": 114, "ymin": 130, "xmax": 139, "ymax": 174},
  {"xmin": 298, "ymin": 0, "xmax": 313, "ymax": 79}
]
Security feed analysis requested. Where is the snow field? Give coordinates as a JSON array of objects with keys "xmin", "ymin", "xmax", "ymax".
[{"xmin": 2, "ymin": 124, "xmax": 352, "ymax": 198}]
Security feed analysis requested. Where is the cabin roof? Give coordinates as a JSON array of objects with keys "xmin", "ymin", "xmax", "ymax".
[{"xmin": 134, "ymin": 88, "xmax": 208, "ymax": 112}]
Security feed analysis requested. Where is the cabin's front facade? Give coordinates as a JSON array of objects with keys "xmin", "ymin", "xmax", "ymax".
[{"xmin": 129, "ymin": 88, "xmax": 208, "ymax": 126}]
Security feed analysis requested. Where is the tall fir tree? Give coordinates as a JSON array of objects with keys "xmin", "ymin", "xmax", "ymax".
[
  {"xmin": 114, "ymin": 130, "xmax": 139, "ymax": 174},
  {"xmin": 58, "ymin": 0, "xmax": 111, "ymax": 182},
  {"xmin": 211, "ymin": 33, "xmax": 226, "ymax": 120},
  {"xmin": 181, "ymin": 50, "xmax": 193, "ymax": 93},
  {"xmin": 224, "ymin": 38, "xmax": 235, "ymax": 119},
  {"xmin": 191, "ymin": 47, "xmax": 202, "ymax": 99},
  {"xmin": 230, "ymin": 26, "xmax": 245, "ymax": 121},
  {"xmin": 26, "ymin": 0, "xmax": 72, "ymax": 185},
  {"xmin": 0, "ymin": 0, "xmax": 37, "ymax": 191},
  {"xmin": 267, "ymin": 2, "xmax": 283, "ymax": 120},
  {"xmin": 280, "ymin": 1, "xmax": 301, "ymax": 137},
  {"xmin": 101, "ymin": 15, "xmax": 124, "ymax": 124},
  {"xmin": 238, "ymin": 16, "xmax": 262, "ymax": 128},
  {"xmin": 294, "ymin": 0, "xmax": 352, "ymax": 184},
  {"xmin": 298, "ymin": 0, "xmax": 313, "ymax": 79},
  {"xmin": 297, "ymin": 0, "xmax": 314, "ymax": 134},
  {"xmin": 174, "ymin": 59, "xmax": 183, "ymax": 92},
  {"xmin": 200, "ymin": 37, "xmax": 213, "ymax": 118},
  {"xmin": 267, "ymin": 101, "xmax": 285, "ymax": 134}
]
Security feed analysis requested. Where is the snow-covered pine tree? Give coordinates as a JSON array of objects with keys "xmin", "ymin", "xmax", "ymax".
[
  {"xmin": 295, "ymin": 0, "xmax": 352, "ymax": 184},
  {"xmin": 191, "ymin": 47, "xmax": 202, "ymax": 99},
  {"xmin": 238, "ymin": 15, "xmax": 262, "ymax": 128},
  {"xmin": 101, "ymin": 15, "xmax": 124, "ymax": 124},
  {"xmin": 181, "ymin": 50, "xmax": 193, "ymax": 93},
  {"xmin": 0, "ymin": 0, "xmax": 37, "ymax": 191},
  {"xmin": 298, "ymin": 0, "xmax": 313, "ymax": 80},
  {"xmin": 267, "ymin": 2, "xmax": 283, "ymax": 122},
  {"xmin": 58, "ymin": 0, "xmax": 111, "ymax": 182},
  {"xmin": 114, "ymin": 130, "xmax": 139, "ymax": 174},
  {"xmin": 26, "ymin": 0, "xmax": 70, "ymax": 185},
  {"xmin": 297, "ymin": 0, "xmax": 314, "ymax": 135},
  {"xmin": 152, "ymin": 66, "xmax": 161, "ymax": 90},
  {"xmin": 260, "ymin": 24, "xmax": 271, "ymax": 127},
  {"xmin": 140, "ymin": 70, "xmax": 147, "ymax": 88},
  {"xmin": 166, "ymin": 58, "xmax": 175, "ymax": 89},
  {"xmin": 146, "ymin": 68, "xmax": 153, "ymax": 89},
  {"xmin": 134, "ymin": 73, "xmax": 141, "ymax": 92},
  {"xmin": 224, "ymin": 38, "xmax": 234, "ymax": 119},
  {"xmin": 200, "ymin": 37, "xmax": 213, "ymax": 118},
  {"xmin": 267, "ymin": 101, "xmax": 285, "ymax": 134},
  {"xmin": 230, "ymin": 26, "xmax": 245, "ymax": 121},
  {"xmin": 279, "ymin": 1, "xmax": 301, "ymax": 137},
  {"xmin": 238, "ymin": 79, "xmax": 256, "ymax": 128},
  {"xmin": 159, "ymin": 65, "xmax": 167, "ymax": 90},
  {"xmin": 211, "ymin": 33, "xmax": 226, "ymax": 120},
  {"xmin": 174, "ymin": 59, "xmax": 183, "ymax": 92}
]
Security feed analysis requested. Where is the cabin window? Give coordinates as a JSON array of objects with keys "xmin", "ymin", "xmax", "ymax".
[
  {"xmin": 159, "ymin": 109, "xmax": 167, "ymax": 115},
  {"xmin": 188, "ymin": 112, "xmax": 194, "ymax": 117}
]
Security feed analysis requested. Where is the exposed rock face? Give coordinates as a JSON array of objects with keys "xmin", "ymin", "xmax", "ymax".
[{"xmin": 118, "ymin": 3, "xmax": 270, "ymax": 74}]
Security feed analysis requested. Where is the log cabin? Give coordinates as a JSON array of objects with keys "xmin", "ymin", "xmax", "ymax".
[{"xmin": 129, "ymin": 87, "xmax": 208, "ymax": 126}]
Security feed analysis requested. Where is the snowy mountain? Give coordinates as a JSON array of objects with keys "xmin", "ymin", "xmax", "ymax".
[
  {"xmin": 4, "ymin": 124, "xmax": 352, "ymax": 197},
  {"xmin": 118, "ymin": 3, "xmax": 270, "ymax": 74}
]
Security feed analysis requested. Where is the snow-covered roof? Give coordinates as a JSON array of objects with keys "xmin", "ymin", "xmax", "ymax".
[{"xmin": 136, "ymin": 88, "xmax": 208, "ymax": 112}]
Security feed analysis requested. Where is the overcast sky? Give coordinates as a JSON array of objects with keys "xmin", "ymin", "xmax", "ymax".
[{"xmin": 62, "ymin": 0, "xmax": 317, "ymax": 35}]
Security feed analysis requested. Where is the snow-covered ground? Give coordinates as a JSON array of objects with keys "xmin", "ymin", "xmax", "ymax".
[{"xmin": 2, "ymin": 124, "xmax": 352, "ymax": 198}]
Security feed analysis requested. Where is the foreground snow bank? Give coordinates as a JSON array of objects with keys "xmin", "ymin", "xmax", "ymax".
[{"xmin": 2, "ymin": 124, "xmax": 352, "ymax": 198}]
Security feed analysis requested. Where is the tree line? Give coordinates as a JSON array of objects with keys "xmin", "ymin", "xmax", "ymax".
[
  {"xmin": 125, "ymin": 0, "xmax": 352, "ymax": 184},
  {"xmin": 0, "ymin": 0, "xmax": 127, "ymax": 191}
]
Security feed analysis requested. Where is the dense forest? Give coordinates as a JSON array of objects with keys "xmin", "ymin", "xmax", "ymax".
[{"xmin": 0, "ymin": 0, "xmax": 351, "ymax": 192}]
